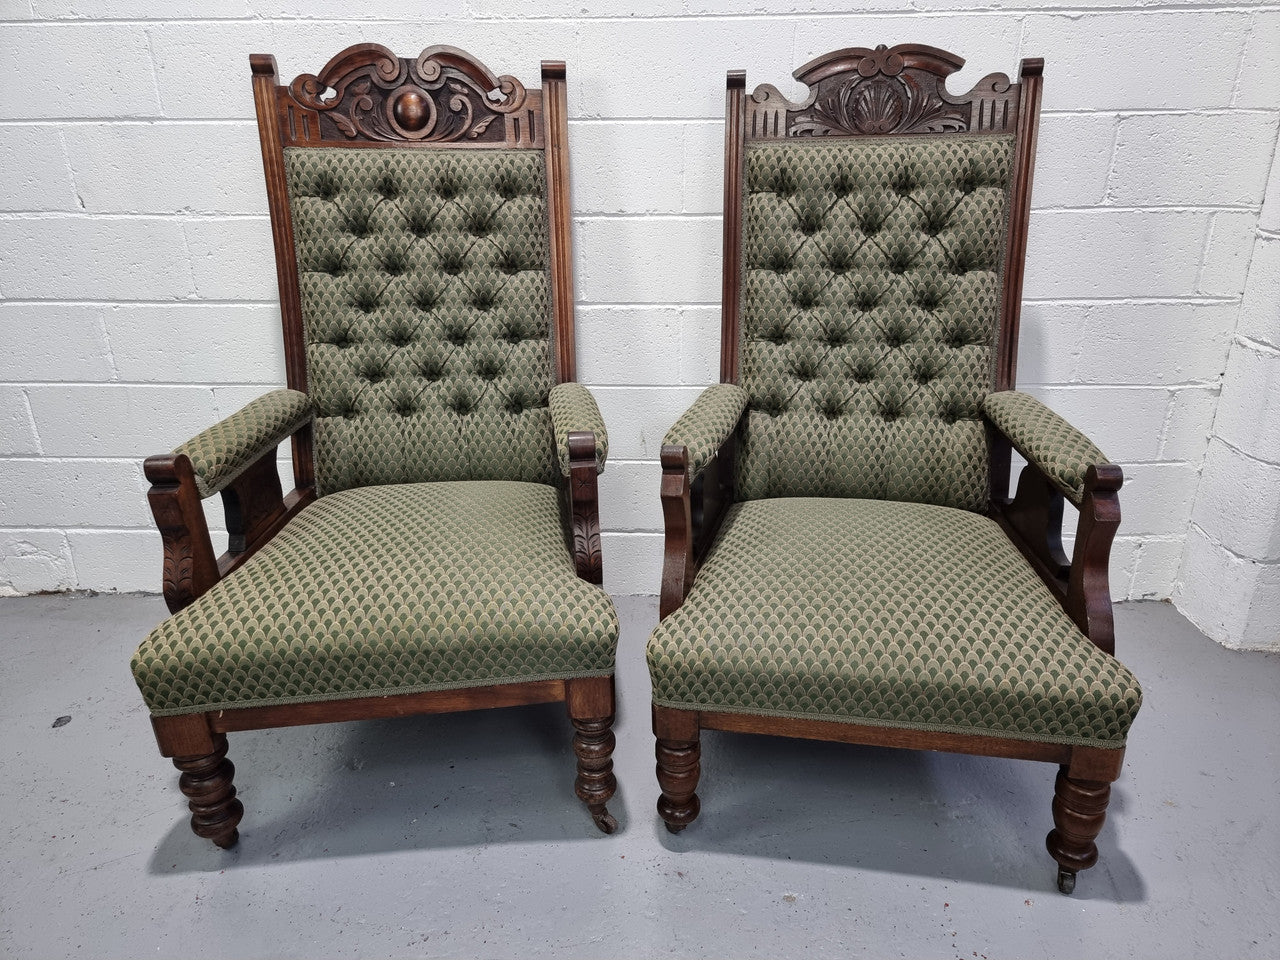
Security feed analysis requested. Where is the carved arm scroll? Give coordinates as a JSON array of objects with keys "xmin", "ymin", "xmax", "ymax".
[
  {"xmin": 145, "ymin": 391, "xmax": 317, "ymax": 614},
  {"xmin": 659, "ymin": 384, "xmax": 749, "ymax": 619}
]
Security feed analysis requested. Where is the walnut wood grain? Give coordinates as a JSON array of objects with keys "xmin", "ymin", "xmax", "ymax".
[
  {"xmin": 720, "ymin": 71, "xmax": 746, "ymax": 384},
  {"xmin": 144, "ymin": 454, "xmax": 220, "ymax": 615},
  {"xmin": 543, "ymin": 61, "xmax": 577, "ymax": 384},
  {"xmin": 173, "ymin": 733, "xmax": 243, "ymax": 849},
  {"xmin": 1066, "ymin": 464, "xmax": 1123, "ymax": 655},
  {"xmin": 567, "ymin": 430, "xmax": 604, "ymax": 584},
  {"xmin": 653, "ymin": 706, "xmax": 702, "ymax": 833},
  {"xmin": 659, "ymin": 444, "xmax": 696, "ymax": 620},
  {"xmin": 1046, "ymin": 766, "xmax": 1112, "ymax": 893}
]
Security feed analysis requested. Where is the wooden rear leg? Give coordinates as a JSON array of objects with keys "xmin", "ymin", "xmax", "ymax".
[
  {"xmin": 566, "ymin": 676, "xmax": 617, "ymax": 834},
  {"xmin": 1045, "ymin": 765, "xmax": 1111, "ymax": 894},
  {"xmin": 173, "ymin": 732, "xmax": 243, "ymax": 849},
  {"xmin": 653, "ymin": 705, "xmax": 700, "ymax": 833}
]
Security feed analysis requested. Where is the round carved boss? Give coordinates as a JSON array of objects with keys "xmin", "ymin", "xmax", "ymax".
[{"xmin": 388, "ymin": 86, "xmax": 434, "ymax": 133}]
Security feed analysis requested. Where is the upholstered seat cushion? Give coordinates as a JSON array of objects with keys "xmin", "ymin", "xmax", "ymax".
[
  {"xmin": 134, "ymin": 481, "xmax": 618, "ymax": 716},
  {"xmin": 648, "ymin": 498, "xmax": 1141, "ymax": 748}
]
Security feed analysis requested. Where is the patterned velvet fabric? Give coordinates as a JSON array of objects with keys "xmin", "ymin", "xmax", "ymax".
[
  {"xmin": 549, "ymin": 382, "xmax": 608, "ymax": 476},
  {"xmin": 664, "ymin": 383, "xmax": 749, "ymax": 478},
  {"xmin": 134, "ymin": 481, "xmax": 619, "ymax": 716},
  {"xmin": 650, "ymin": 497, "xmax": 1140, "ymax": 747},
  {"xmin": 285, "ymin": 147, "xmax": 558, "ymax": 496},
  {"xmin": 984, "ymin": 390, "xmax": 1107, "ymax": 506},
  {"xmin": 736, "ymin": 135, "xmax": 1015, "ymax": 510},
  {"xmin": 174, "ymin": 389, "xmax": 313, "ymax": 498}
]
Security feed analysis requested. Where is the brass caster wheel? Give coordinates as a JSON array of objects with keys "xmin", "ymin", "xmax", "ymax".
[
  {"xmin": 1057, "ymin": 867, "xmax": 1077, "ymax": 895},
  {"xmin": 590, "ymin": 806, "xmax": 618, "ymax": 835}
]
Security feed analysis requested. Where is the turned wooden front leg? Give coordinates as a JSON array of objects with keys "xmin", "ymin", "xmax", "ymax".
[
  {"xmin": 1045, "ymin": 765, "xmax": 1111, "ymax": 893},
  {"xmin": 173, "ymin": 733, "xmax": 243, "ymax": 849},
  {"xmin": 571, "ymin": 716, "xmax": 618, "ymax": 834}
]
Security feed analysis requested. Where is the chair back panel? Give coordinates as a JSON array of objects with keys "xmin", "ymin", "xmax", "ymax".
[
  {"xmin": 252, "ymin": 44, "xmax": 577, "ymax": 496},
  {"xmin": 285, "ymin": 146, "xmax": 557, "ymax": 494},
  {"xmin": 736, "ymin": 134, "xmax": 1014, "ymax": 509},
  {"xmin": 724, "ymin": 44, "xmax": 1042, "ymax": 510}
]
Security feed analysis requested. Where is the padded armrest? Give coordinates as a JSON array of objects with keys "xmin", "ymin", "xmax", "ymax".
[
  {"xmin": 549, "ymin": 382, "xmax": 608, "ymax": 476},
  {"xmin": 174, "ymin": 389, "xmax": 313, "ymax": 499},
  {"xmin": 664, "ymin": 384, "xmax": 749, "ymax": 479},
  {"xmin": 983, "ymin": 390, "xmax": 1108, "ymax": 507}
]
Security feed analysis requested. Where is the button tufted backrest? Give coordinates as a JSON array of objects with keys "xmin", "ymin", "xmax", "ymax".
[
  {"xmin": 735, "ymin": 134, "xmax": 1015, "ymax": 510},
  {"xmin": 285, "ymin": 147, "xmax": 557, "ymax": 495}
]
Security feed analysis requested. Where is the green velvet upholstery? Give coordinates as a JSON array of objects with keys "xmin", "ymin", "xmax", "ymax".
[
  {"xmin": 174, "ymin": 389, "xmax": 313, "ymax": 499},
  {"xmin": 664, "ymin": 383, "xmax": 749, "ymax": 478},
  {"xmin": 649, "ymin": 497, "xmax": 1141, "ymax": 748},
  {"xmin": 736, "ymin": 135, "xmax": 1015, "ymax": 511},
  {"xmin": 285, "ymin": 147, "xmax": 558, "ymax": 496},
  {"xmin": 549, "ymin": 382, "xmax": 608, "ymax": 476},
  {"xmin": 134, "ymin": 481, "xmax": 618, "ymax": 716},
  {"xmin": 984, "ymin": 390, "xmax": 1107, "ymax": 506}
]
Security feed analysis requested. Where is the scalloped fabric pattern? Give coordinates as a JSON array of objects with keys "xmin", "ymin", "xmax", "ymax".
[
  {"xmin": 648, "ymin": 497, "xmax": 1141, "ymax": 747},
  {"xmin": 134, "ymin": 481, "xmax": 618, "ymax": 716},
  {"xmin": 175, "ymin": 389, "xmax": 313, "ymax": 499},
  {"xmin": 983, "ymin": 390, "xmax": 1106, "ymax": 506},
  {"xmin": 664, "ymin": 383, "xmax": 749, "ymax": 477},
  {"xmin": 548, "ymin": 382, "xmax": 608, "ymax": 476},
  {"xmin": 737, "ymin": 135, "xmax": 1015, "ymax": 510},
  {"xmin": 285, "ymin": 147, "xmax": 558, "ymax": 496}
]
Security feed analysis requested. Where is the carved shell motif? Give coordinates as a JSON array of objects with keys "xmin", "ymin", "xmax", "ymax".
[{"xmin": 792, "ymin": 73, "xmax": 968, "ymax": 137}]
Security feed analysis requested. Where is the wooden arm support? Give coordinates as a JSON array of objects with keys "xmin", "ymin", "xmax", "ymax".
[
  {"xmin": 567, "ymin": 431, "xmax": 603, "ymax": 585},
  {"xmin": 659, "ymin": 431, "xmax": 737, "ymax": 620},
  {"xmin": 993, "ymin": 461, "xmax": 1123, "ymax": 655},
  {"xmin": 144, "ymin": 423, "xmax": 317, "ymax": 614}
]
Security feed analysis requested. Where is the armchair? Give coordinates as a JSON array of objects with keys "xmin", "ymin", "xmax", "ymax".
[
  {"xmin": 132, "ymin": 44, "xmax": 620, "ymax": 848},
  {"xmin": 647, "ymin": 45, "xmax": 1141, "ymax": 893}
]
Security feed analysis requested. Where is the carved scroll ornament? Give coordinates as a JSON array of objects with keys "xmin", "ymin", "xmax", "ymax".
[{"xmin": 282, "ymin": 44, "xmax": 540, "ymax": 146}]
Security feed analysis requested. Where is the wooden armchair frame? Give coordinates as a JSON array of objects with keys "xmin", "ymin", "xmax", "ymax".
[
  {"xmin": 655, "ymin": 46, "xmax": 1127, "ymax": 893},
  {"xmin": 143, "ymin": 44, "xmax": 616, "ymax": 846}
]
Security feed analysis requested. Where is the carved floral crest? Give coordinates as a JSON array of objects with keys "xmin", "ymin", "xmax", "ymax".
[
  {"xmin": 282, "ymin": 44, "xmax": 535, "ymax": 145},
  {"xmin": 747, "ymin": 43, "xmax": 1017, "ymax": 140}
]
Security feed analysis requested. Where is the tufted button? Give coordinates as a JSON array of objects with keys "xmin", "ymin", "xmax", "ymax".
[
  {"xmin": 341, "ymin": 406, "xmax": 357, "ymax": 420},
  {"xmin": 753, "ymin": 392, "xmax": 786, "ymax": 417},
  {"xmin": 466, "ymin": 209, "xmax": 494, "ymax": 238},
  {"xmin": 346, "ymin": 213, "xmax": 371, "ymax": 238},
  {"xmin": 436, "ymin": 177, "xmax": 460, "ymax": 201},
  {"xmin": 940, "ymin": 398, "xmax": 962, "ymax": 424},
  {"xmin": 381, "ymin": 252, "xmax": 406, "ymax": 276},
  {"xmin": 892, "ymin": 168, "xmax": 917, "ymax": 197},
  {"xmin": 502, "ymin": 323, "xmax": 524, "ymax": 344},
  {"xmin": 824, "ymin": 326, "xmax": 850, "ymax": 347},
  {"xmin": 916, "ymin": 288, "xmax": 944, "ymax": 311},
  {"xmin": 413, "ymin": 288, "xmax": 438, "ymax": 312},
  {"xmin": 797, "ymin": 208, "xmax": 823, "ymax": 236},
  {"xmin": 887, "ymin": 250, "xmax": 913, "ymax": 275},
  {"xmin": 913, "ymin": 364, "xmax": 936, "ymax": 385},
  {"xmin": 883, "ymin": 324, "xmax": 908, "ymax": 348},
  {"xmin": 766, "ymin": 325, "xmax": 790, "ymax": 346},
  {"xmin": 831, "ymin": 168, "xmax": 854, "ymax": 198},
  {"xmin": 792, "ymin": 359, "xmax": 817, "ymax": 382},
  {"xmin": 820, "ymin": 397, "xmax": 844, "ymax": 420},
  {"xmin": 494, "ymin": 174, "xmax": 522, "ymax": 201},
  {"xmin": 419, "ymin": 359, "xmax": 444, "ymax": 381},
  {"xmin": 879, "ymin": 402, "xmax": 901, "ymax": 421},
  {"xmin": 852, "ymin": 362, "xmax": 875, "ymax": 384},
  {"xmin": 388, "ymin": 328, "xmax": 413, "ymax": 348},
  {"xmin": 440, "ymin": 249, "xmax": 467, "ymax": 275},
  {"xmin": 353, "ymin": 290, "xmax": 380, "ymax": 314},
  {"xmin": 471, "ymin": 289, "xmax": 497, "ymax": 312},
  {"xmin": 766, "ymin": 248, "xmax": 792, "ymax": 274},
  {"xmin": 790, "ymin": 286, "xmax": 820, "ymax": 310},
  {"xmin": 376, "ymin": 174, "xmax": 400, "ymax": 200},
  {"xmin": 315, "ymin": 174, "xmax": 338, "ymax": 201},
  {"xmin": 445, "ymin": 325, "xmax": 468, "ymax": 346},
  {"xmin": 497, "ymin": 249, "xmax": 523, "ymax": 275},
  {"xmin": 476, "ymin": 357, "xmax": 502, "ymax": 380},
  {"xmin": 854, "ymin": 289, "xmax": 880, "ymax": 312},
  {"xmin": 859, "ymin": 212, "xmax": 883, "ymax": 237},
  {"xmin": 826, "ymin": 246, "xmax": 854, "ymax": 274},
  {"xmin": 408, "ymin": 216, "xmax": 432, "ymax": 239},
  {"xmin": 505, "ymin": 395, "xmax": 525, "ymax": 414},
  {"xmin": 323, "ymin": 257, "xmax": 344, "ymax": 277},
  {"xmin": 362, "ymin": 365, "xmax": 386, "ymax": 383},
  {"xmin": 449, "ymin": 394, "xmax": 473, "ymax": 415},
  {"xmin": 770, "ymin": 168, "xmax": 796, "ymax": 198},
  {"xmin": 394, "ymin": 399, "xmax": 416, "ymax": 417},
  {"xmin": 330, "ymin": 329, "xmax": 352, "ymax": 349}
]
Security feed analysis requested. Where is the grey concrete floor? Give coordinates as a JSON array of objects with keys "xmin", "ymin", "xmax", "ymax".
[{"xmin": 0, "ymin": 593, "xmax": 1276, "ymax": 959}]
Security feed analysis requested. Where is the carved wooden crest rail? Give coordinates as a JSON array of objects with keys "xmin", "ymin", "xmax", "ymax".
[
  {"xmin": 746, "ymin": 43, "xmax": 1022, "ymax": 140},
  {"xmin": 269, "ymin": 43, "xmax": 545, "ymax": 148}
]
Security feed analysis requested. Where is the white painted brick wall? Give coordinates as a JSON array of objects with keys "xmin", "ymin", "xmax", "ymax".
[
  {"xmin": 0, "ymin": 5, "xmax": 1276, "ymax": 636},
  {"xmin": 1175, "ymin": 134, "xmax": 1280, "ymax": 649}
]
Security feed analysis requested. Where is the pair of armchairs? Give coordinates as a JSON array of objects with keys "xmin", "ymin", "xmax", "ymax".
[{"xmin": 130, "ymin": 42, "xmax": 1141, "ymax": 894}]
